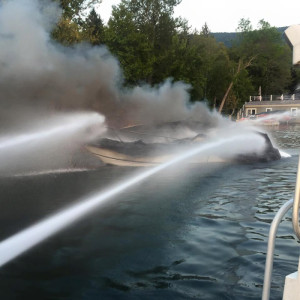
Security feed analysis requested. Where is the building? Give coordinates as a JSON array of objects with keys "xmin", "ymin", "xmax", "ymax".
[{"xmin": 238, "ymin": 94, "xmax": 300, "ymax": 121}]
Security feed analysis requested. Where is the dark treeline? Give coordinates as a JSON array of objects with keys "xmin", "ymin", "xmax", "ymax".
[{"xmin": 52, "ymin": 0, "xmax": 300, "ymax": 115}]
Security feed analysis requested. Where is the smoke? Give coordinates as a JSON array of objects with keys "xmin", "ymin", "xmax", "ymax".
[
  {"xmin": 0, "ymin": 112, "xmax": 106, "ymax": 174},
  {"xmin": 0, "ymin": 0, "xmax": 120, "ymax": 127},
  {"xmin": 0, "ymin": 0, "xmax": 226, "ymax": 130},
  {"xmin": 122, "ymin": 80, "xmax": 223, "ymax": 127}
]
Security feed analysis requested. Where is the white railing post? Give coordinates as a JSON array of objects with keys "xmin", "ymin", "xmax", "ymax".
[
  {"xmin": 270, "ymin": 95, "xmax": 272, "ymax": 101},
  {"xmin": 262, "ymin": 199, "xmax": 294, "ymax": 300},
  {"xmin": 283, "ymin": 257, "xmax": 300, "ymax": 300}
]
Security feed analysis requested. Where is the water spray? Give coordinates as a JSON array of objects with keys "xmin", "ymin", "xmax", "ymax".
[
  {"xmin": 253, "ymin": 111, "xmax": 291, "ymax": 125},
  {"xmin": 0, "ymin": 112, "xmax": 105, "ymax": 152},
  {"xmin": 0, "ymin": 133, "xmax": 266, "ymax": 267}
]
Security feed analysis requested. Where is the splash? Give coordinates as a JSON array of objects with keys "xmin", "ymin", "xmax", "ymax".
[
  {"xmin": 279, "ymin": 150, "xmax": 291, "ymax": 158},
  {"xmin": 0, "ymin": 132, "xmax": 266, "ymax": 267}
]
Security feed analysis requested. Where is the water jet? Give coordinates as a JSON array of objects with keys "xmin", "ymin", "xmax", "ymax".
[
  {"xmin": 0, "ymin": 132, "xmax": 267, "ymax": 267},
  {"xmin": 0, "ymin": 112, "xmax": 105, "ymax": 152}
]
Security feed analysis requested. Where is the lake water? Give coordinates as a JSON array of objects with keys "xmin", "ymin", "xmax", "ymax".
[{"xmin": 0, "ymin": 125, "xmax": 299, "ymax": 300}]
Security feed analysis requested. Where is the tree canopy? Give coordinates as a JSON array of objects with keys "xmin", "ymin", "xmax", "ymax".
[{"xmin": 50, "ymin": 1, "xmax": 298, "ymax": 115}]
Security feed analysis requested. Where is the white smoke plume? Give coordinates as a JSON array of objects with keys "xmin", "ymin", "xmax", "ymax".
[
  {"xmin": 0, "ymin": 0, "xmax": 120, "ymax": 127},
  {"xmin": 0, "ymin": 0, "xmax": 227, "ymax": 130}
]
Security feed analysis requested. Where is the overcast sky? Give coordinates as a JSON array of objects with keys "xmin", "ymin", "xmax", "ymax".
[{"xmin": 96, "ymin": 0, "xmax": 300, "ymax": 33}]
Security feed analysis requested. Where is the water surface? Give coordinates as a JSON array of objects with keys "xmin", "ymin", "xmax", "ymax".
[{"xmin": 0, "ymin": 125, "xmax": 299, "ymax": 299}]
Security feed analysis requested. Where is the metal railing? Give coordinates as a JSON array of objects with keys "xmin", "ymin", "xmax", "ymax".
[
  {"xmin": 262, "ymin": 155, "xmax": 300, "ymax": 300},
  {"xmin": 250, "ymin": 94, "xmax": 300, "ymax": 102},
  {"xmin": 261, "ymin": 198, "xmax": 294, "ymax": 300}
]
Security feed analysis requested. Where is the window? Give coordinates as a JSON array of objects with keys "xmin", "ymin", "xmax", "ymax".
[
  {"xmin": 291, "ymin": 108, "xmax": 297, "ymax": 117},
  {"xmin": 266, "ymin": 108, "xmax": 272, "ymax": 112},
  {"xmin": 247, "ymin": 109, "xmax": 256, "ymax": 115}
]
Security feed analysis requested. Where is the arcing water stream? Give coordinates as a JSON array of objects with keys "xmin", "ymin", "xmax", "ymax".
[
  {"xmin": 0, "ymin": 132, "xmax": 266, "ymax": 267},
  {"xmin": 0, "ymin": 112, "xmax": 105, "ymax": 152}
]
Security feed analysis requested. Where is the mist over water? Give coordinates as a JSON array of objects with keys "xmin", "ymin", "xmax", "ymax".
[{"xmin": 0, "ymin": 112, "xmax": 106, "ymax": 174}]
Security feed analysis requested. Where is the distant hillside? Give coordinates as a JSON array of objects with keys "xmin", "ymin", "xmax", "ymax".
[
  {"xmin": 212, "ymin": 26, "xmax": 288, "ymax": 47},
  {"xmin": 212, "ymin": 32, "xmax": 239, "ymax": 47}
]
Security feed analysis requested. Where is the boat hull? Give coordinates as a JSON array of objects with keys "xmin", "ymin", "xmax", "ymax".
[
  {"xmin": 86, "ymin": 131, "xmax": 281, "ymax": 167},
  {"xmin": 85, "ymin": 145, "xmax": 227, "ymax": 167}
]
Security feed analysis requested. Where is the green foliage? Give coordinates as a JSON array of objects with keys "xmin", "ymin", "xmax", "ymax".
[
  {"xmin": 82, "ymin": 8, "xmax": 105, "ymax": 45},
  {"xmin": 200, "ymin": 23, "xmax": 210, "ymax": 37},
  {"xmin": 56, "ymin": 0, "xmax": 83, "ymax": 19},
  {"xmin": 165, "ymin": 33, "xmax": 206, "ymax": 101},
  {"xmin": 50, "ymin": 0, "xmax": 297, "ymax": 115},
  {"xmin": 54, "ymin": 0, "xmax": 101, "ymax": 20},
  {"xmin": 51, "ymin": 17, "xmax": 82, "ymax": 45},
  {"xmin": 105, "ymin": 0, "xmax": 231, "ymax": 105},
  {"xmin": 184, "ymin": 32, "xmax": 232, "ymax": 104},
  {"xmin": 232, "ymin": 68, "xmax": 254, "ymax": 107},
  {"xmin": 106, "ymin": 0, "xmax": 183, "ymax": 86},
  {"xmin": 288, "ymin": 67, "xmax": 300, "ymax": 92},
  {"xmin": 236, "ymin": 18, "xmax": 252, "ymax": 33},
  {"xmin": 51, "ymin": 0, "xmax": 103, "ymax": 45},
  {"xmin": 231, "ymin": 19, "xmax": 292, "ymax": 96},
  {"xmin": 206, "ymin": 45, "xmax": 233, "ymax": 106}
]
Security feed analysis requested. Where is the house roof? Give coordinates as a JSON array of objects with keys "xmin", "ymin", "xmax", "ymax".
[{"xmin": 245, "ymin": 100, "xmax": 300, "ymax": 107}]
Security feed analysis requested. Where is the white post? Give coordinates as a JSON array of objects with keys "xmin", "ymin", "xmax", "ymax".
[
  {"xmin": 292, "ymin": 94, "xmax": 295, "ymax": 100},
  {"xmin": 281, "ymin": 94, "xmax": 284, "ymax": 101},
  {"xmin": 250, "ymin": 96, "xmax": 252, "ymax": 102},
  {"xmin": 270, "ymin": 95, "xmax": 272, "ymax": 101},
  {"xmin": 283, "ymin": 256, "xmax": 300, "ymax": 300}
]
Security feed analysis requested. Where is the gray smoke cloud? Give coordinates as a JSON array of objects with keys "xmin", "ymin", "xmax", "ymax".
[
  {"xmin": 0, "ymin": 0, "xmax": 227, "ymax": 130},
  {"xmin": 122, "ymin": 80, "xmax": 219, "ymax": 126}
]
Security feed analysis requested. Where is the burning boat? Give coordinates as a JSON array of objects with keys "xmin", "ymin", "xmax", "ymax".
[{"xmin": 85, "ymin": 122, "xmax": 281, "ymax": 167}]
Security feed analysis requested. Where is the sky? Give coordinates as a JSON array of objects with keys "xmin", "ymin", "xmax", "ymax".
[{"xmin": 96, "ymin": 0, "xmax": 300, "ymax": 33}]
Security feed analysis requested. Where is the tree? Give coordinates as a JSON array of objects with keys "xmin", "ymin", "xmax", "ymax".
[
  {"xmin": 200, "ymin": 22, "xmax": 210, "ymax": 37},
  {"xmin": 51, "ymin": 0, "xmax": 102, "ymax": 45},
  {"xmin": 183, "ymin": 29, "xmax": 234, "ymax": 105},
  {"xmin": 83, "ymin": 8, "xmax": 105, "ymax": 45},
  {"xmin": 236, "ymin": 18, "xmax": 252, "ymax": 33},
  {"xmin": 232, "ymin": 19, "xmax": 292, "ymax": 96},
  {"xmin": 106, "ymin": 3, "xmax": 154, "ymax": 85},
  {"xmin": 218, "ymin": 57, "xmax": 254, "ymax": 113},
  {"xmin": 54, "ymin": 0, "xmax": 102, "ymax": 20},
  {"xmin": 52, "ymin": 17, "xmax": 82, "ymax": 45},
  {"xmin": 106, "ymin": 0, "xmax": 183, "ymax": 85},
  {"xmin": 164, "ymin": 31, "xmax": 206, "ymax": 101}
]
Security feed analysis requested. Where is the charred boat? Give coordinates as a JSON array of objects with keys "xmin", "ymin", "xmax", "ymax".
[{"xmin": 86, "ymin": 130, "xmax": 281, "ymax": 167}]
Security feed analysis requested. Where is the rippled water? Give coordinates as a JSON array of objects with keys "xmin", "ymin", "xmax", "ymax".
[{"xmin": 0, "ymin": 125, "xmax": 300, "ymax": 299}]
